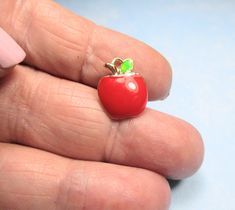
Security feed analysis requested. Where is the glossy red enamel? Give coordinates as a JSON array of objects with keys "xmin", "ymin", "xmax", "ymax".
[{"xmin": 98, "ymin": 73, "xmax": 148, "ymax": 120}]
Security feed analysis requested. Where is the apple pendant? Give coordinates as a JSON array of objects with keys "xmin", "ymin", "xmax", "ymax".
[{"xmin": 98, "ymin": 58, "xmax": 148, "ymax": 120}]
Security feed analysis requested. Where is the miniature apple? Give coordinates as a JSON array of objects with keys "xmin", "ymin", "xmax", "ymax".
[{"xmin": 98, "ymin": 58, "xmax": 148, "ymax": 120}]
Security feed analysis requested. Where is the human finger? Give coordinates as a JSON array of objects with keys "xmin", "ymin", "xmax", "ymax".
[
  {"xmin": 0, "ymin": 143, "xmax": 170, "ymax": 210},
  {"xmin": 0, "ymin": 65, "xmax": 203, "ymax": 179},
  {"xmin": 0, "ymin": 0, "xmax": 171, "ymax": 100}
]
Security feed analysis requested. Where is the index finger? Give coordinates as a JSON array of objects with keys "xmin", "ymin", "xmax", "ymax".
[{"xmin": 0, "ymin": 0, "xmax": 172, "ymax": 100}]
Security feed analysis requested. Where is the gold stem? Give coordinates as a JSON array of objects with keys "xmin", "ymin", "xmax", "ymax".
[
  {"xmin": 104, "ymin": 57, "xmax": 124, "ymax": 75},
  {"xmin": 104, "ymin": 63, "xmax": 116, "ymax": 74}
]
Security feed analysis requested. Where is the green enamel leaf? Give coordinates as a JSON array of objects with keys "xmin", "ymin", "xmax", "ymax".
[{"xmin": 120, "ymin": 59, "xmax": 133, "ymax": 74}]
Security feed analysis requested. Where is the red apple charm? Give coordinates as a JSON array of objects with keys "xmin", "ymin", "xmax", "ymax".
[{"xmin": 98, "ymin": 58, "xmax": 148, "ymax": 120}]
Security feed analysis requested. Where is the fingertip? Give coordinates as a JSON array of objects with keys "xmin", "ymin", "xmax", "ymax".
[
  {"xmin": 0, "ymin": 27, "xmax": 26, "ymax": 70},
  {"xmin": 106, "ymin": 168, "xmax": 171, "ymax": 210},
  {"xmin": 147, "ymin": 53, "xmax": 173, "ymax": 101},
  {"xmin": 183, "ymin": 124, "xmax": 204, "ymax": 178},
  {"xmin": 0, "ymin": 27, "xmax": 26, "ymax": 78},
  {"xmin": 168, "ymin": 121, "xmax": 205, "ymax": 180},
  {"xmin": 147, "ymin": 173, "xmax": 171, "ymax": 210}
]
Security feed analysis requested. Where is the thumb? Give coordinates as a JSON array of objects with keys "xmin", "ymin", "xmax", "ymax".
[{"xmin": 0, "ymin": 27, "xmax": 26, "ymax": 78}]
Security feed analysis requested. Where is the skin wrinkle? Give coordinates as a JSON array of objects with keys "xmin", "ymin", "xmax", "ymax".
[
  {"xmin": 14, "ymin": 109, "xmax": 61, "ymax": 152},
  {"xmin": 7, "ymin": 69, "xmax": 35, "ymax": 109},
  {"xmin": 4, "ymin": 68, "xmax": 108, "ymax": 158},
  {"xmin": 79, "ymin": 19, "xmax": 96, "ymax": 85},
  {"xmin": 13, "ymin": 0, "xmax": 40, "ymax": 53},
  {"xmin": 3, "ymin": 159, "xmax": 61, "ymax": 180},
  {"xmin": 1, "ymin": 168, "xmax": 58, "ymax": 179},
  {"xmin": 5, "ymin": 107, "xmax": 16, "ymax": 142},
  {"xmin": 55, "ymin": 162, "xmax": 72, "ymax": 210},
  {"xmin": 52, "ymin": 112, "xmax": 107, "ymax": 129},
  {"xmin": 55, "ymin": 79, "xmax": 98, "ymax": 104},
  {"xmin": 31, "ymin": 112, "xmax": 104, "ymax": 158},
  {"xmin": 13, "ymin": 108, "xmax": 28, "ymax": 144},
  {"xmin": 60, "ymin": 91, "xmax": 98, "ymax": 100},
  {"xmin": 38, "ymin": 24, "xmax": 85, "ymax": 53},
  {"xmin": 36, "ymin": 0, "xmax": 95, "ymax": 83},
  {"xmin": 59, "ymin": 121, "xmax": 98, "ymax": 143},
  {"xmin": 0, "ymin": 169, "xmax": 52, "ymax": 198},
  {"xmin": 67, "ymin": 105, "xmax": 103, "ymax": 112},
  {"xmin": 0, "ymin": 147, "xmax": 60, "ymax": 209},
  {"xmin": 35, "ymin": 80, "xmax": 51, "ymax": 116},
  {"xmin": 68, "ymin": 91, "xmax": 101, "ymax": 110},
  {"xmin": 20, "ymin": 119, "xmax": 55, "ymax": 151},
  {"xmin": 68, "ymin": 79, "xmax": 77, "ymax": 112},
  {"xmin": 80, "ymin": 26, "xmax": 116, "ymax": 86},
  {"xmin": 56, "ymin": 127, "xmax": 105, "ymax": 160},
  {"xmin": 5, "ymin": 103, "xmax": 14, "ymax": 143},
  {"xmin": 53, "ymin": 86, "xmax": 105, "ymax": 128},
  {"xmin": 80, "ymin": 29, "xmax": 111, "ymax": 85},
  {"xmin": 106, "ymin": 118, "xmax": 137, "ymax": 163},
  {"xmin": 65, "ymin": 89, "xmax": 103, "ymax": 111},
  {"xmin": 25, "ymin": 72, "xmax": 46, "ymax": 110},
  {"xmin": 50, "ymin": 88, "xmax": 107, "ymax": 130},
  {"xmin": 0, "ymin": 76, "xmax": 16, "ymax": 141},
  {"xmin": 104, "ymin": 120, "xmax": 121, "ymax": 163},
  {"xmin": 54, "ymin": 77, "xmax": 103, "ymax": 113},
  {"xmin": 21, "ymin": 105, "xmax": 103, "ymax": 157},
  {"xmin": 92, "ymin": 50, "xmax": 109, "ymax": 76},
  {"xmin": 55, "ymin": 161, "xmax": 89, "ymax": 210},
  {"xmin": 11, "ymin": 103, "xmax": 28, "ymax": 144},
  {"xmin": 110, "ymin": 112, "xmax": 177, "ymax": 175},
  {"xmin": 11, "ymin": 71, "xmax": 50, "ymax": 144},
  {"xmin": 58, "ymin": 116, "xmax": 103, "ymax": 136},
  {"xmin": 51, "ymin": 118, "xmax": 107, "ymax": 159},
  {"xmin": 0, "ymin": 72, "xmax": 25, "ymax": 141},
  {"xmin": 8, "ymin": 0, "xmax": 90, "ymax": 81},
  {"xmin": 0, "ymin": 191, "xmax": 52, "ymax": 199}
]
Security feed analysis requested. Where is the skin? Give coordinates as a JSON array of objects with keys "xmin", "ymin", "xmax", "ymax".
[{"xmin": 0, "ymin": 0, "xmax": 204, "ymax": 209}]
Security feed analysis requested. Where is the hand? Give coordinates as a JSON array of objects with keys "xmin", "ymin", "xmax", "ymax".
[{"xmin": 0, "ymin": 1, "xmax": 204, "ymax": 209}]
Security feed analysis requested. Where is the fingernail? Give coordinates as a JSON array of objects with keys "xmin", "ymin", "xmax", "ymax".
[{"xmin": 0, "ymin": 27, "xmax": 26, "ymax": 69}]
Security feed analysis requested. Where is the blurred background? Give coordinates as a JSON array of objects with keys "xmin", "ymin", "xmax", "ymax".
[{"xmin": 56, "ymin": 1, "xmax": 235, "ymax": 209}]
